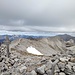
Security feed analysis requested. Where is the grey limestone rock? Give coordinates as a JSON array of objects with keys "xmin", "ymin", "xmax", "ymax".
[
  {"xmin": 30, "ymin": 70, "xmax": 37, "ymax": 75},
  {"xmin": 59, "ymin": 72, "xmax": 66, "ymax": 75},
  {"xmin": 36, "ymin": 65, "xmax": 46, "ymax": 74}
]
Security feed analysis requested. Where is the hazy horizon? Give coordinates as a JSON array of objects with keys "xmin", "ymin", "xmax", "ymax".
[{"xmin": 0, "ymin": 31, "xmax": 75, "ymax": 37}]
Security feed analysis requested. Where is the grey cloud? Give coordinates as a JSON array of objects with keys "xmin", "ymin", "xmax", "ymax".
[{"xmin": 0, "ymin": 0, "xmax": 75, "ymax": 32}]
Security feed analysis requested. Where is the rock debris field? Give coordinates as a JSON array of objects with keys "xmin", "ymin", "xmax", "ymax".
[{"xmin": 0, "ymin": 44, "xmax": 75, "ymax": 75}]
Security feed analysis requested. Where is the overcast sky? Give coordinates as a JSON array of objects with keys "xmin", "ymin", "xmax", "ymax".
[{"xmin": 0, "ymin": 0, "xmax": 75, "ymax": 34}]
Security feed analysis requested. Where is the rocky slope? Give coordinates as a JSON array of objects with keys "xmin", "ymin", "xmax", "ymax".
[
  {"xmin": 0, "ymin": 43, "xmax": 75, "ymax": 75},
  {"xmin": 0, "ymin": 35, "xmax": 75, "ymax": 75},
  {"xmin": 10, "ymin": 36, "xmax": 66, "ymax": 56}
]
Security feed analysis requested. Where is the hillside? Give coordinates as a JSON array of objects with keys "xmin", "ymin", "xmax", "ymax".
[
  {"xmin": 10, "ymin": 36, "xmax": 66, "ymax": 56},
  {"xmin": 1, "ymin": 34, "xmax": 75, "ymax": 75}
]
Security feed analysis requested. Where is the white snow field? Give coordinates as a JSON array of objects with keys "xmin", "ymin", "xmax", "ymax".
[{"xmin": 26, "ymin": 46, "xmax": 43, "ymax": 55}]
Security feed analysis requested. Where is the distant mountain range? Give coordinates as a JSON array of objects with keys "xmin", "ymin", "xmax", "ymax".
[
  {"xmin": 0, "ymin": 34, "xmax": 75, "ymax": 43},
  {"xmin": 0, "ymin": 35, "xmax": 48, "ymax": 43},
  {"xmin": 57, "ymin": 34, "xmax": 75, "ymax": 42},
  {"xmin": 0, "ymin": 34, "xmax": 74, "ymax": 56}
]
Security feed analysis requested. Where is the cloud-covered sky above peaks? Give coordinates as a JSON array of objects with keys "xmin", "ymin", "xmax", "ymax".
[{"xmin": 0, "ymin": 0, "xmax": 75, "ymax": 32}]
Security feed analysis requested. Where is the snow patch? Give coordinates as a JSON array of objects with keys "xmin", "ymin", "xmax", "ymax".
[{"xmin": 26, "ymin": 46, "xmax": 43, "ymax": 55}]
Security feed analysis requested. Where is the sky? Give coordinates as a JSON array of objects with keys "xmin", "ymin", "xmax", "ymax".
[{"xmin": 0, "ymin": 0, "xmax": 75, "ymax": 35}]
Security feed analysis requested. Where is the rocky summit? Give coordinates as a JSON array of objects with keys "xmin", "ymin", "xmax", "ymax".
[{"xmin": 0, "ymin": 35, "xmax": 75, "ymax": 75}]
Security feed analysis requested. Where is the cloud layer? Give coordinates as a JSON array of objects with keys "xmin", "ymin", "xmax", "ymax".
[{"xmin": 0, "ymin": 0, "xmax": 75, "ymax": 32}]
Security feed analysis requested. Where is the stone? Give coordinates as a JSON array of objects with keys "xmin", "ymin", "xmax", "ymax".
[
  {"xmin": 44, "ymin": 74, "xmax": 47, "ymax": 75},
  {"xmin": 9, "ymin": 59, "xmax": 15, "ymax": 66},
  {"xmin": 51, "ymin": 57, "xmax": 56, "ymax": 62},
  {"xmin": 19, "ymin": 66, "xmax": 27, "ymax": 73},
  {"xmin": 73, "ymin": 66, "xmax": 75, "ymax": 72},
  {"xmin": 0, "ymin": 57, "xmax": 3, "ymax": 62},
  {"xmin": 66, "ymin": 64, "xmax": 72, "ymax": 70},
  {"xmin": 45, "ymin": 60, "xmax": 52, "ymax": 71},
  {"xmin": 14, "ymin": 58, "xmax": 19, "ymax": 62},
  {"xmin": 41, "ymin": 57, "xmax": 47, "ymax": 64},
  {"xmin": 10, "ymin": 55, "xmax": 18, "ymax": 59},
  {"xmin": 70, "ymin": 58, "xmax": 75, "ymax": 63},
  {"xmin": 25, "ymin": 72, "xmax": 31, "ymax": 75},
  {"xmin": 54, "ymin": 72, "xmax": 59, "ymax": 75},
  {"xmin": 1, "ymin": 63, "xmax": 8, "ymax": 72},
  {"xmin": 66, "ymin": 50, "xmax": 73, "ymax": 55},
  {"xmin": 0, "ymin": 72, "xmax": 11, "ymax": 75},
  {"xmin": 71, "ymin": 72, "xmax": 75, "ymax": 75},
  {"xmin": 25, "ymin": 58, "xmax": 32, "ymax": 62},
  {"xmin": 59, "ymin": 57, "xmax": 69, "ymax": 62},
  {"xmin": 58, "ymin": 62, "xmax": 65, "ymax": 71},
  {"xmin": 68, "ymin": 62, "xmax": 75, "ymax": 66},
  {"xmin": 55, "ymin": 65, "xmax": 60, "ymax": 73},
  {"xmin": 46, "ymin": 70, "xmax": 51, "ymax": 75},
  {"xmin": 30, "ymin": 70, "xmax": 37, "ymax": 75},
  {"xmin": 66, "ymin": 39, "xmax": 74, "ymax": 47},
  {"xmin": 64, "ymin": 64, "xmax": 72, "ymax": 75},
  {"xmin": 59, "ymin": 72, "xmax": 65, "ymax": 75},
  {"xmin": 36, "ymin": 65, "xmax": 46, "ymax": 74}
]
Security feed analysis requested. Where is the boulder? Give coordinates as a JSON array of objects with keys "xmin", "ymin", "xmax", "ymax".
[
  {"xmin": 70, "ymin": 58, "xmax": 75, "ymax": 63},
  {"xmin": 19, "ymin": 66, "xmax": 27, "ymax": 73},
  {"xmin": 73, "ymin": 66, "xmax": 75, "ymax": 72},
  {"xmin": 30, "ymin": 70, "xmax": 37, "ymax": 75},
  {"xmin": 36, "ymin": 65, "xmax": 46, "ymax": 74},
  {"xmin": 59, "ymin": 57, "xmax": 69, "ymax": 62},
  {"xmin": 68, "ymin": 62, "xmax": 75, "ymax": 67},
  {"xmin": 54, "ymin": 72, "xmax": 59, "ymax": 75},
  {"xmin": 64, "ymin": 64, "xmax": 72, "ymax": 75},
  {"xmin": 59, "ymin": 72, "xmax": 65, "ymax": 75},
  {"xmin": 55, "ymin": 65, "xmax": 60, "ymax": 73},
  {"xmin": 45, "ymin": 60, "xmax": 52, "ymax": 71},
  {"xmin": 1, "ymin": 63, "xmax": 8, "ymax": 72},
  {"xmin": 58, "ymin": 62, "xmax": 65, "ymax": 71},
  {"xmin": 46, "ymin": 70, "xmax": 51, "ymax": 75}
]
